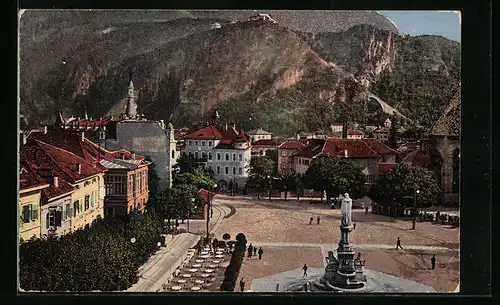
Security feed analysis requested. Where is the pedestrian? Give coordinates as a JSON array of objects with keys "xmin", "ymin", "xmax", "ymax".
[
  {"xmin": 258, "ymin": 247, "xmax": 263, "ymax": 260},
  {"xmin": 253, "ymin": 247, "xmax": 257, "ymax": 256},
  {"xmin": 431, "ymin": 255, "xmax": 436, "ymax": 270},
  {"xmin": 239, "ymin": 278, "xmax": 245, "ymax": 292},
  {"xmin": 365, "ymin": 206, "xmax": 369, "ymax": 214},
  {"xmin": 309, "ymin": 217, "xmax": 313, "ymax": 225},
  {"xmin": 302, "ymin": 264, "xmax": 308, "ymax": 276},
  {"xmin": 248, "ymin": 244, "xmax": 253, "ymax": 258},
  {"xmin": 396, "ymin": 237, "xmax": 403, "ymax": 250},
  {"xmin": 353, "ymin": 223, "xmax": 356, "ymax": 230},
  {"xmin": 317, "ymin": 216, "xmax": 320, "ymax": 225}
]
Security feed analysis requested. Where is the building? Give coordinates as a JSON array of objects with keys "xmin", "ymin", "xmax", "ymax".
[
  {"xmin": 251, "ymin": 139, "xmax": 279, "ymax": 157},
  {"xmin": 21, "ymin": 135, "xmax": 106, "ymax": 233},
  {"xmin": 373, "ymin": 127, "xmax": 390, "ymax": 143},
  {"xmin": 292, "ymin": 138, "xmax": 398, "ymax": 183},
  {"xmin": 83, "ymin": 141, "xmax": 150, "ymax": 216},
  {"xmin": 347, "ymin": 130, "xmax": 365, "ymax": 139},
  {"xmin": 404, "ymin": 92, "xmax": 460, "ymax": 205},
  {"xmin": 181, "ymin": 125, "xmax": 251, "ymax": 190},
  {"xmin": 103, "ymin": 77, "xmax": 177, "ymax": 189},
  {"xmin": 19, "ymin": 162, "xmax": 50, "ymax": 241},
  {"xmin": 277, "ymin": 139, "xmax": 308, "ymax": 173},
  {"xmin": 246, "ymin": 128, "xmax": 273, "ymax": 143}
]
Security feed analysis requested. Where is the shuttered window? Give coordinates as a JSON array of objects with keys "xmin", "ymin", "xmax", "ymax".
[
  {"xmin": 31, "ymin": 204, "xmax": 38, "ymax": 220},
  {"xmin": 84, "ymin": 195, "xmax": 90, "ymax": 211},
  {"xmin": 22, "ymin": 205, "xmax": 31, "ymax": 223}
]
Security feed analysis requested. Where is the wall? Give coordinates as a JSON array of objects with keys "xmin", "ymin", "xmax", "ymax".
[
  {"xmin": 105, "ymin": 121, "xmax": 175, "ymax": 190},
  {"xmin": 212, "ymin": 148, "xmax": 251, "ymax": 186},
  {"xmin": 250, "ymin": 134, "xmax": 272, "ymax": 142},
  {"xmin": 19, "ymin": 190, "xmax": 43, "ymax": 240},
  {"xmin": 127, "ymin": 165, "xmax": 149, "ymax": 213},
  {"xmin": 294, "ymin": 157, "xmax": 312, "ymax": 175},
  {"xmin": 278, "ymin": 149, "xmax": 297, "ymax": 173},
  {"xmin": 432, "ymin": 135, "xmax": 459, "ymax": 204},
  {"xmin": 70, "ymin": 173, "xmax": 105, "ymax": 231},
  {"xmin": 251, "ymin": 146, "xmax": 277, "ymax": 156},
  {"xmin": 40, "ymin": 195, "xmax": 72, "ymax": 237}
]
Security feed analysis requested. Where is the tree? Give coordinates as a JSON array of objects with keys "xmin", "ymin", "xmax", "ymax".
[
  {"xmin": 387, "ymin": 116, "xmax": 399, "ymax": 150},
  {"xmin": 369, "ymin": 163, "xmax": 441, "ymax": 208},
  {"xmin": 173, "ymin": 154, "xmax": 202, "ymax": 175},
  {"xmin": 265, "ymin": 150, "xmax": 278, "ymax": 175},
  {"xmin": 294, "ymin": 174, "xmax": 305, "ymax": 201},
  {"xmin": 173, "ymin": 167, "xmax": 216, "ymax": 190},
  {"xmin": 245, "ymin": 156, "xmax": 274, "ymax": 199},
  {"xmin": 304, "ymin": 155, "xmax": 366, "ymax": 204},
  {"xmin": 145, "ymin": 156, "xmax": 160, "ymax": 204},
  {"xmin": 275, "ymin": 169, "xmax": 296, "ymax": 201}
]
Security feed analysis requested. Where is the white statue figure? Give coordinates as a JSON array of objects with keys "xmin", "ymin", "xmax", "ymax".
[{"xmin": 340, "ymin": 193, "xmax": 353, "ymax": 227}]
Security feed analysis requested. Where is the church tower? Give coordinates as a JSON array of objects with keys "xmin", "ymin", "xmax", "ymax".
[
  {"xmin": 124, "ymin": 70, "xmax": 138, "ymax": 119},
  {"xmin": 166, "ymin": 122, "xmax": 177, "ymax": 188}
]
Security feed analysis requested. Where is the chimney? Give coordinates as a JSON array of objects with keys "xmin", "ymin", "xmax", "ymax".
[
  {"xmin": 225, "ymin": 123, "xmax": 228, "ymax": 130},
  {"xmin": 44, "ymin": 126, "xmax": 48, "ymax": 134},
  {"xmin": 344, "ymin": 149, "xmax": 348, "ymax": 158},
  {"xmin": 53, "ymin": 176, "xmax": 59, "ymax": 188},
  {"xmin": 81, "ymin": 132, "xmax": 85, "ymax": 142},
  {"xmin": 76, "ymin": 163, "xmax": 81, "ymax": 174},
  {"xmin": 132, "ymin": 153, "xmax": 136, "ymax": 159}
]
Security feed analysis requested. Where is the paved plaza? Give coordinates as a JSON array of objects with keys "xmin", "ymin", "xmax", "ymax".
[{"xmin": 212, "ymin": 195, "xmax": 460, "ymax": 293}]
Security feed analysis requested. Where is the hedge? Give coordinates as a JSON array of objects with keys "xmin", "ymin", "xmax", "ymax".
[{"xmin": 220, "ymin": 233, "xmax": 247, "ymax": 291}]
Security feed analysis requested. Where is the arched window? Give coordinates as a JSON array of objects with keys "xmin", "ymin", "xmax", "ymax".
[
  {"xmin": 217, "ymin": 166, "xmax": 221, "ymax": 174},
  {"xmin": 208, "ymin": 152, "xmax": 212, "ymax": 160},
  {"xmin": 202, "ymin": 152, "xmax": 207, "ymax": 160},
  {"xmin": 217, "ymin": 153, "xmax": 221, "ymax": 160},
  {"xmin": 452, "ymin": 148, "xmax": 460, "ymax": 193},
  {"xmin": 225, "ymin": 153, "xmax": 229, "ymax": 161}
]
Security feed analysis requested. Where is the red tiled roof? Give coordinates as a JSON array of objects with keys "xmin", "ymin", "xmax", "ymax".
[
  {"xmin": 321, "ymin": 138, "xmax": 379, "ymax": 158},
  {"xmin": 252, "ymin": 139, "xmax": 278, "ymax": 146},
  {"xmin": 65, "ymin": 118, "xmax": 115, "ymax": 127},
  {"xmin": 295, "ymin": 143, "xmax": 324, "ymax": 158},
  {"xmin": 21, "ymin": 139, "xmax": 106, "ymax": 184},
  {"xmin": 379, "ymin": 163, "xmax": 396, "ymax": 174},
  {"xmin": 28, "ymin": 127, "xmax": 89, "ymax": 159},
  {"xmin": 347, "ymin": 130, "xmax": 364, "ymax": 135},
  {"xmin": 184, "ymin": 125, "xmax": 224, "ymax": 139},
  {"xmin": 279, "ymin": 140, "xmax": 307, "ymax": 149},
  {"xmin": 83, "ymin": 139, "xmax": 145, "ymax": 161},
  {"xmin": 19, "ymin": 161, "xmax": 50, "ymax": 191},
  {"xmin": 363, "ymin": 138, "xmax": 398, "ymax": 155}
]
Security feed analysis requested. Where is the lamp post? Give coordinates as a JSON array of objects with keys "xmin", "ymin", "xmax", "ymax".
[
  {"xmin": 267, "ymin": 175, "xmax": 271, "ymax": 201},
  {"xmin": 412, "ymin": 189, "xmax": 420, "ymax": 230},
  {"xmin": 207, "ymin": 183, "xmax": 217, "ymax": 240},
  {"xmin": 188, "ymin": 197, "xmax": 195, "ymax": 233}
]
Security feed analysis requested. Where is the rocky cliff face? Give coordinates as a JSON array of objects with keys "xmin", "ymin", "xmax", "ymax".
[{"xmin": 19, "ymin": 11, "xmax": 460, "ymax": 137}]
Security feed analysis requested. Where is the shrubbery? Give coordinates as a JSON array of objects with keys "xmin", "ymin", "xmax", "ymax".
[
  {"xmin": 220, "ymin": 233, "xmax": 247, "ymax": 291},
  {"xmin": 19, "ymin": 211, "xmax": 164, "ymax": 291}
]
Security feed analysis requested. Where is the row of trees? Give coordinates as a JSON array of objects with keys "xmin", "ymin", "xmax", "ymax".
[
  {"xmin": 246, "ymin": 153, "xmax": 441, "ymax": 209},
  {"xmin": 19, "ymin": 212, "xmax": 163, "ymax": 291}
]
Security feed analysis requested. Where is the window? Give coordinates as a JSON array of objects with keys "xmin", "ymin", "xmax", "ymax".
[
  {"xmin": 31, "ymin": 204, "xmax": 38, "ymax": 221},
  {"xmin": 73, "ymin": 200, "xmax": 80, "ymax": 217},
  {"xmin": 208, "ymin": 152, "xmax": 212, "ymax": 160},
  {"xmin": 217, "ymin": 153, "xmax": 221, "ymax": 160},
  {"xmin": 195, "ymin": 152, "xmax": 199, "ymax": 159},
  {"xmin": 189, "ymin": 140, "xmax": 193, "ymax": 146},
  {"xmin": 225, "ymin": 167, "xmax": 229, "ymax": 175},
  {"xmin": 84, "ymin": 195, "xmax": 90, "ymax": 211},
  {"xmin": 128, "ymin": 175, "xmax": 133, "ymax": 194},
  {"xmin": 202, "ymin": 141, "xmax": 205, "ymax": 146},
  {"xmin": 22, "ymin": 205, "xmax": 32, "ymax": 223},
  {"xmin": 233, "ymin": 167, "xmax": 236, "ymax": 175},
  {"xmin": 65, "ymin": 202, "xmax": 72, "ymax": 219},
  {"xmin": 90, "ymin": 192, "xmax": 95, "ymax": 208},
  {"xmin": 172, "ymin": 150, "xmax": 175, "ymax": 158},
  {"xmin": 239, "ymin": 154, "xmax": 242, "ymax": 161},
  {"xmin": 239, "ymin": 167, "xmax": 243, "ymax": 175},
  {"xmin": 208, "ymin": 141, "xmax": 212, "ymax": 147},
  {"xmin": 202, "ymin": 152, "xmax": 207, "ymax": 160},
  {"xmin": 232, "ymin": 154, "xmax": 236, "ymax": 161},
  {"xmin": 195, "ymin": 141, "xmax": 198, "ymax": 146},
  {"xmin": 304, "ymin": 160, "xmax": 310, "ymax": 166},
  {"xmin": 225, "ymin": 153, "xmax": 229, "ymax": 161},
  {"xmin": 217, "ymin": 166, "xmax": 221, "ymax": 174}
]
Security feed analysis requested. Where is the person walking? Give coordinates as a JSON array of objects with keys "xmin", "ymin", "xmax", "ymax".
[
  {"xmin": 365, "ymin": 206, "xmax": 369, "ymax": 214},
  {"xmin": 353, "ymin": 223, "xmax": 356, "ymax": 230},
  {"xmin": 431, "ymin": 255, "xmax": 436, "ymax": 270},
  {"xmin": 253, "ymin": 246, "xmax": 257, "ymax": 256},
  {"xmin": 309, "ymin": 217, "xmax": 313, "ymax": 225},
  {"xmin": 247, "ymin": 244, "xmax": 253, "ymax": 258},
  {"xmin": 396, "ymin": 237, "xmax": 403, "ymax": 250},
  {"xmin": 317, "ymin": 216, "xmax": 320, "ymax": 225},
  {"xmin": 258, "ymin": 247, "xmax": 264, "ymax": 260},
  {"xmin": 239, "ymin": 278, "xmax": 245, "ymax": 292},
  {"xmin": 302, "ymin": 264, "xmax": 308, "ymax": 276}
]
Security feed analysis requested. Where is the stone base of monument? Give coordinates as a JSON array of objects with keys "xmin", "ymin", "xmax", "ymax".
[{"xmin": 250, "ymin": 268, "xmax": 436, "ymax": 293}]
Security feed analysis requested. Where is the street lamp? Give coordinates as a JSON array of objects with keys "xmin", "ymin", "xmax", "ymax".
[
  {"xmin": 267, "ymin": 175, "xmax": 272, "ymax": 201},
  {"xmin": 207, "ymin": 183, "xmax": 217, "ymax": 240},
  {"xmin": 130, "ymin": 237, "xmax": 136, "ymax": 244},
  {"xmin": 412, "ymin": 189, "xmax": 420, "ymax": 230},
  {"xmin": 188, "ymin": 197, "xmax": 195, "ymax": 233}
]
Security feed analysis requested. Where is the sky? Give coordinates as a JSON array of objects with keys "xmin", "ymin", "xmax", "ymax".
[{"xmin": 377, "ymin": 11, "xmax": 461, "ymax": 42}]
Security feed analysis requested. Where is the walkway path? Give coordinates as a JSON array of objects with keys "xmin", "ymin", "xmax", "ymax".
[{"xmin": 127, "ymin": 233, "xmax": 200, "ymax": 292}]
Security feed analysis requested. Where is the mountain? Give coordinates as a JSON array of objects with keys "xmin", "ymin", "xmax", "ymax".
[{"xmin": 19, "ymin": 11, "xmax": 460, "ymax": 138}]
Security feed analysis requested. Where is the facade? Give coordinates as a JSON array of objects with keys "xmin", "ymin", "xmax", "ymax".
[
  {"xmin": 19, "ymin": 163, "xmax": 49, "ymax": 241},
  {"xmin": 22, "ymin": 133, "xmax": 106, "ymax": 234},
  {"xmin": 251, "ymin": 139, "xmax": 279, "ymax": 156},
  {"xmin": 347, "ymin": 130, "xmax": 365, "ymax": 139},
  {"xmin": 373, "ymin": 127, "xmax": 389, "ymax": 143},
  {"xmin": 246, "ymin": 128, "xmax": 273, "ymax": 143},
  {"xmin": 292, "ymin": 138, "xmax": 398, "ymax": 183},
  {"xmin": 181, "ymin": 125, "xmax": 251, "ymax": 189},
  {"xmin": 277, "ymin": 139, "xmax": 308, "ymax": 173}
]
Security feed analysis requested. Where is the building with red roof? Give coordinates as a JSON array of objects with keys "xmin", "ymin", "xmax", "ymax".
[
  {"xmin": 373, "ymin": 127, "xmax": 390, "ymax": 143},
  {"xmin": 251, "ymin": 139, "xmax": 279, "ymax": 157},
  {"xmin": 277, "ymin": 139, "xmax": 308, "ymax": 173},
  {"xmin": 181, "ymin": 124, "xmax": 251, "ymax": 191},
  {"xmin": 347, "ymin": 129, "xmax": 365, "ymax": 139},
  {"xmin": 292, "ymin": 138, "xmax": 398, "ymax": 183}
]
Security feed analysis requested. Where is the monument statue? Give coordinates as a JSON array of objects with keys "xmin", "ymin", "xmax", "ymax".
[{"xmin": 340, "ymin": 193, "xmax": 353, "ymax": 227}]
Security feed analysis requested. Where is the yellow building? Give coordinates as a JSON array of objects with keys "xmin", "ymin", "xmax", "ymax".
[{"xmin": 19, "ymin": 163, "xmax": 49, "ymax": 241}]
